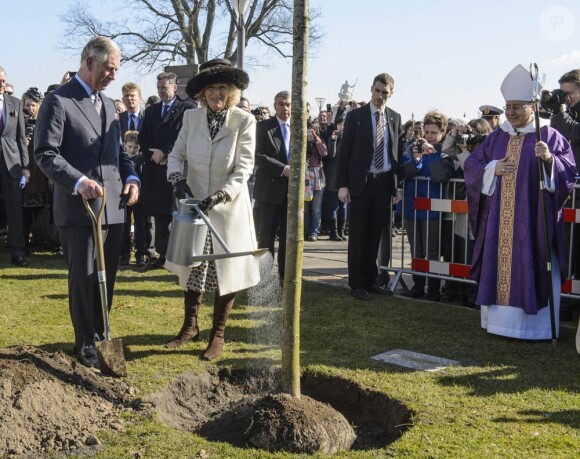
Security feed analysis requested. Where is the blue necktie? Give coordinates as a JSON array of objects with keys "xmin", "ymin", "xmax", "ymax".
[
  {"xmin": 162, "ymin": 104, "xmax": 170, "ymax": 119},
  {"xmin": 281, "ymin": 122, "xmax": 290, "ymax": 160}
]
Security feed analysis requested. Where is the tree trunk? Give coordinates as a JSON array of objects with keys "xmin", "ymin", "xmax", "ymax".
[{"xmin": 281, "ymin": 0, "xmax": 309, "ymax": 399}]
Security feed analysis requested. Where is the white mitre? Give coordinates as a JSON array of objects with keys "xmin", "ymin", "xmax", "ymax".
[{"xmin": 500, "ymin": 64, "xmax": 542, "ymax": 101}]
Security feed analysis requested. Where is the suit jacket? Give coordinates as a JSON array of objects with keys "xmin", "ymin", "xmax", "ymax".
[
  {"xmin": 119, "ymin": 110, "xmax": 145, "ymax": 137},
  {"xmin": 34, "ymin": 78, "xmax": 136, "ymax": 226},
  {"xmin": 335, "ymin": 104, "xmax": 403, "ymax": 197},
  {"xmin": 0, "ymin": 94, "xmax": 28, "ymax": 179},
  {"xmin": 138, "ymin": 97, "xmax": 195, "ymax": 215},
  {"xmin": 253, "ymin": 116, "xmax": 289, "ymax": 205}
]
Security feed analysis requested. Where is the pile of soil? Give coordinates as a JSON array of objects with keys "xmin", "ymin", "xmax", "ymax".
[
  {"xmin": 149, "ymin": 367, "xmax": 413, "ymax": 453},
  {"xmin": 0, "ymin": 346, "xmax": 136, "ymax": 457}
]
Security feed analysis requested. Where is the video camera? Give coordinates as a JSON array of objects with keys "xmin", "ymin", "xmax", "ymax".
[
  {"xmin": 455, "ymin": 133, "xmax": 487, "ymax": 147},
  {"xmin": 540, "ymin": 89, "xmax": 567, "ymax": 113}
]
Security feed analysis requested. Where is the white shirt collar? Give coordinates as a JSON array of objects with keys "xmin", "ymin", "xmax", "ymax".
[
  {"xmin": 276, "ymin": 115, "xmax": 290, "ymax": 127},
  {"xmin": 500, "ymin": 119, "xmax": 536, "ymax": 136},
  {"xmin": 74, "ymin": 73, "xmax": 94, "ymax": 97}
]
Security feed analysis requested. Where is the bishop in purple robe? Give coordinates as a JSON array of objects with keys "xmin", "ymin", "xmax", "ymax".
[{"xmin": 464, "ymin": 64, "xmax": 577, "ymax": 340}]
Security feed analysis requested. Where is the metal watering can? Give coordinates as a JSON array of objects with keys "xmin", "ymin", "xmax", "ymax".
[{"xmin": 166, "ymin": 198, "xmax": 269, "ymax": 267}]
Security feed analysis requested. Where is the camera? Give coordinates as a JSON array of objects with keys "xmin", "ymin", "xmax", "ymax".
[
  {"xmin": 455, "ymin": 133, "xmax": 487, "ymax": 147},
  {"xmin": 326, "ymin": 103, "xmax": 332, "ymax": 112},
  {"xmin": 24, "ymin": 118, "xmax": 36, "ymax": 141},
  {"xmin": 415, "ymin": 139, "xmax": 424, "ymax": 153},
  {"xmin": 540, "ymin": 89, "xmax": 567, "ymax": 112}
]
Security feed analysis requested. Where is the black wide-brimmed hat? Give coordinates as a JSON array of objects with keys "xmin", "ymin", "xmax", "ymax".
[{"xmin": 185, "ymin": 58, "xmax": 249, "ymax": 99}]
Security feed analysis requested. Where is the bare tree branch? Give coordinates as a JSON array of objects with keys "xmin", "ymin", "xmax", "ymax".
[{"xmin": 59, "ymin": 0, "xmax": 324, "ymax": 73}]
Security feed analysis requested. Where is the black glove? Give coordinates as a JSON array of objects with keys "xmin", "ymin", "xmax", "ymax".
[
  {"xmin": 173, "ymin": 179, "xmax": 193, "ymax": 200},
  {"xmin": 197, "ymin": 190, "xmax": 229, "ymax": 214},
  {"xmin": 119, "ymin": 193, "xmax": 130, "ymax": 209}
]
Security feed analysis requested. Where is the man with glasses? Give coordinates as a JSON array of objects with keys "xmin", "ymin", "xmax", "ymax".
[{"xmin": 464, "ymin": 64, "xmax": 577, "ymax": 340}]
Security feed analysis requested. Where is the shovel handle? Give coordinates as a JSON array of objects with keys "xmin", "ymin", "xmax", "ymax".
[
  {"xmin": 82, "ymin": 189, "xmax": 107, "ymax": 273},
  {"xmin": 82, "ymin": 189, "xmax": 110, "ymax": 340}
]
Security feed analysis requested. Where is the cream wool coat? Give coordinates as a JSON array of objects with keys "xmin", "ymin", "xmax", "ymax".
[{"xmin": 166, "ymin": 106, "xmax": 260, "ymax": 295}]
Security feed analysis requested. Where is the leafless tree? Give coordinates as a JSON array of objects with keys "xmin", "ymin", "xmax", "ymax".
[{"xmin": 60, "ymin": 0, "xmax": 322, "ymax": 71}]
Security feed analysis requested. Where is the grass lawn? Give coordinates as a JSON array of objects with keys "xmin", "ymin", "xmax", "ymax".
[{"xmin": 0, "ymin": 251, "xmax": 579, "ymax": 458}]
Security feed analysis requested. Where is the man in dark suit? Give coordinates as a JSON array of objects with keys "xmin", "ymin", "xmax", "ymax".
[
  {"xmin": 34, "ymin": 36, "xmax": 139, "ymax": 367},
  {"xmin": 253, "ymin": 90, "xmax": 291, "ymax": 279},
  {"xmin": 0, "ymin": 66, "xmax": 30, "ymax": 266},
  {"xmin": 119, "ymin": 82, "xmax": 145, "ymax": 138},
  {"xmin": 336, "ymin": 73, "xmax": 403, "ymax": 301},
  {"xmin": 118, "ymin": 81, "xmax": 154, "ymax": 266},
  {"xmin": 138, "ymin": 72, "xmax": 195, "ymax": 269}
]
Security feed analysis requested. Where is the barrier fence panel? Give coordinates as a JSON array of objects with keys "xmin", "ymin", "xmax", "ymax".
[{"xmin": 382, "ymin": 177, "xmax": 580, "ymax": 301}]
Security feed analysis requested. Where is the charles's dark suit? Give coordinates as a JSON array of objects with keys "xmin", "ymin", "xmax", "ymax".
[
  {"xmin": 336, "ymin": 104, "xmax": 403, "ymax": 290},
  {"xmin": 253, "ymin": 116, "xmax": 289, "ymax": 277},
  {"xmin": 119, "ymin": 110, "xmax": 144, "ymax": 138},
  {"xmin": 34, "ymin": 77, "xmax": 137, "ymax": 355},
  {"xmin": 138, "ymin": 98, "xmax": 195, "ymax": 261},
  {"xmin": 0, "ymin": 93, "xmax": 28, "ymax": 257}
]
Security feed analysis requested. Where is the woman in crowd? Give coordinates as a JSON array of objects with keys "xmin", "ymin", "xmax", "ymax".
[
  {"xmin": 402, "ymin": 110, "xmax": 453, "ymax": 301},
  {"xmin": 324, "ymin": 117, "xmax": 348, "ymax": 241},
  {"xmin": 20, "ymin": 87, "xmax": 52, "ymax": 254},
  {"xmin": 304, "ymin": 119, "xmax": 327, "ymax": 241},
  {"xmin": 165, "ymin": 59, "xmax": 260, "ymax": 361}
]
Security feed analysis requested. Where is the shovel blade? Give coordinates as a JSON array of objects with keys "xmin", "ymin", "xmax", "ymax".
[{"xmin": 96, "ymin": 339, "xmax": 127, "ymax": 377}]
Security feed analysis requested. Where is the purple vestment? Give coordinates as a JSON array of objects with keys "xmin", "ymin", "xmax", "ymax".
[{"xmin": 464, "ymin": 126, "xmax": 576, "ymax": 315}]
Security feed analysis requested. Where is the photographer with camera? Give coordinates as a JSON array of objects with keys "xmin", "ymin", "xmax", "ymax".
[
  {"xmin": 542, "ymin": 69, "xmax": 580, "ymax": 308},
  {"xmin": 401, "ymin": 111, "xmax": 454, "ymax": 301}
]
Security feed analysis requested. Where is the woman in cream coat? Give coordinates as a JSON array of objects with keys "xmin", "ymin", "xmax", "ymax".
[{"xmin": 165, "ymin": 59, "xmax": 259, "ymax": 360}]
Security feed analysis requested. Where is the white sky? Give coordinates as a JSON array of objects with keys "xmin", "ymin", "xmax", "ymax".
[{"xmin": 3, "ymin": 0, "xmax": 580, "ymax": 122}]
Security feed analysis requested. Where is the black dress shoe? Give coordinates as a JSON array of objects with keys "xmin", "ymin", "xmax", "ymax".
[
  {"xmin": 368, "ymin": 283, "xmax": 393, "ymax": 295},
  {"xmin": 74, "ymin": 345, "xmax": 99, "ymax": 368},
  {"xmin": 351, "ymin": 288, "xmax": 372, "ymax": 301},
  {"xmin": 11, "ymin": 255, "xmax": 29, "ymax": 267},
  {"xmin": 135, "ymin": 256, "xmax": 146, "ymax": 267},
  {"xmin": 402, "ymin": 288, "xmax": 424, "ymax": 299}
]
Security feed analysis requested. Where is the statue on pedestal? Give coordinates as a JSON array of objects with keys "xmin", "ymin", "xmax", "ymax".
[{"xmin": 338, "ymin": 79, "xmax": 357, "ymax": 101}]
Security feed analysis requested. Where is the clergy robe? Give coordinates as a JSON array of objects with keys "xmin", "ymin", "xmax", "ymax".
[{"xmin": 464, "ymin": 123, "xmax": 577, "ymax": 339}]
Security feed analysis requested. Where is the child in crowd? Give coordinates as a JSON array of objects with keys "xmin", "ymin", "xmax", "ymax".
[
  {"xmin": 120, "ymin": 131, "xmax": 147, "ymax": 267},
  {"xmin": 401, "ymin": 111, "xmax": 453, "ymax": 301}
]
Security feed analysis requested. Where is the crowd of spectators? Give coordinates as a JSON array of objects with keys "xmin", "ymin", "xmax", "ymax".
[{"xmin": 1, "ymin": 67, "xmax": 579, "ymax": 320}]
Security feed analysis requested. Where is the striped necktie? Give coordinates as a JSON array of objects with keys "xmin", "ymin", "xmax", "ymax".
[
  {"xmin": 374, "ymin": 111, "xmax": 384, "ymax": 170},
  {"xmin": 162, "ymin": 104, "xmax": 170, "ymax": 119},
  {"xmin": 91, "ymin": 91, "xmax": 102, "ymax": 115}
]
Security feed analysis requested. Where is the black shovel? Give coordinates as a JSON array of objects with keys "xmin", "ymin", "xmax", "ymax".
[{"xmin": 83, "ymin": 189, "xmax": 128, "ymax": 377}]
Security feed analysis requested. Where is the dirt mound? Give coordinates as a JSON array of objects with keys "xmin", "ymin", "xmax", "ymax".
[
  {"xmin": 245, "ymin": 393, "xmax": 356, "ymax": 454},
  {"xmin": 149, "ymin": 367, "xmax": 413, "ymax": 453},
  {"xmin": 0, "ymin": 346, "xmax": 136, "ymax": 457}
]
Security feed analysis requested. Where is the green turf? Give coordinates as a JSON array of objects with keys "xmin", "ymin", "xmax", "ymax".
[{"xmin": 0, "ymin": 251, "xmax": 578, "ymax": 458}]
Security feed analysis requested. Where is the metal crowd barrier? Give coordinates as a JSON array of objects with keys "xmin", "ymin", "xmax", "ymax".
[{"xmin": 381, "ymin": 177, "xmax": 580, "ymax": 301}]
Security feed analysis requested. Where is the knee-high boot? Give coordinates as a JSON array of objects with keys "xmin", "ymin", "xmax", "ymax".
[
  {"xmin": 202, "ymin": 291, "xmax": 235, "ymax": 361},
  {"xmin": 164, "ymin": 290, "xmax": 202, "ymax": 348}
]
